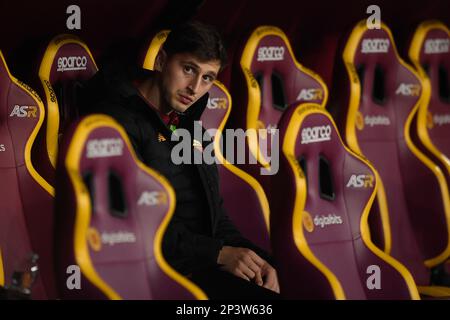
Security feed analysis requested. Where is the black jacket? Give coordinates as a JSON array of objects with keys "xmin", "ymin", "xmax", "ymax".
[{"xmin": 81, "ymin": 67, "xmax": 271, "ymax": 275}]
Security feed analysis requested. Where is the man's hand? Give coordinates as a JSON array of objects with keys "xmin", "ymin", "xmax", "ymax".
[
  {"xmin": 260, "ymin": 261, "xmax": 280, "ymax": 293},
  {"xmin": 217, "ymin": 246, "xmax": 279, "ymax": 293}
]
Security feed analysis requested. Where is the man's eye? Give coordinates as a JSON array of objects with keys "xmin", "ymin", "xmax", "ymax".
[
  {"xmin": 203, "ymin": 75, "xmax": 214, "ymax": 83},
  {"xmin": 184, "ymin": 66, "xmax": 194, "ymax": 74}
]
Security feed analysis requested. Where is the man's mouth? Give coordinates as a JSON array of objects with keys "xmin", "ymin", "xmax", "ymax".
[{"xmin": 178, "ymin": 94, "xmax": 193, "ymax": 105}]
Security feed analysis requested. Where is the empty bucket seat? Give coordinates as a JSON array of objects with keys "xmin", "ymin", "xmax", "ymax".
[
  {"xmin": 33, "ymin": 34, "xmax": 98, "ymax": 185},
  {"xmin": 271, "ymin": 102, "xmax": 420, "ymax": 299},
  {"xmin": 228, "ymin": 26, "xmax": 328, "ymax": 187},
  {"xmin": 0, "ymin": 51, "xmax": 55, "ymax": 299},
  {"xmin": 54, "ymin": 114, "xmax": 207, "ymax": 299},
  {"xmin": 328, "ymin": 20, "xmax": 450, "ymax": 297}
]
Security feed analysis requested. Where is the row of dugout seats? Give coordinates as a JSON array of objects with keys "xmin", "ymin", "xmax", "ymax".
[{"xmin": 1, "ymin": 19, "xmax": 450, "ymax": 299}]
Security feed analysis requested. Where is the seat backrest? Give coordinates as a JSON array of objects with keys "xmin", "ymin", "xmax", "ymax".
[
  {"xmin": 142, "ymin": 30, "xmax": 271, "ymax": 251},
  {"xmin": 271, "ymin": 102, "xmax": 419, "ymax": 299},
  {"xmin": 33, "ymin": 34, "xmax": 98, "ymax": 185},
  {"xmin": 330, "ymin": 20, "xmax": 450, "ymax": 285},
  {"xmin": 229, "ymin": 26, "xmax": 328, "ymax": 175},
  {"xmin": 0, "ymin": 51, "xmax": 55, "ymax": 299},
  {"xmin": 409, "ymin": 21, "xmax": 450, "ymax": 165},
  {"xmin": 55, "ymin": 114, "xmax": 207, "ymax": 299}
]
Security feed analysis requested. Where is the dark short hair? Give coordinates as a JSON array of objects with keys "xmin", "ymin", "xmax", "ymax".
[{"xmin": 163, "ymin": 20, "xmax": 227, "ymax": 69}]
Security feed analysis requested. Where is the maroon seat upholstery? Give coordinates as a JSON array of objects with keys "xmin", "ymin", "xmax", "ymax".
[
  {"xmin": 271, "ymin": 103, "xmax": 420, "ymax": 299},
  {"xmin": 54, "ymin": 114, "xmax": 207, "ymax": 299},
  {"xmin": 32, "ymin": 34, "xmax": 98, "ymax": 186},
  {"xmin": 329, "ymin": 20, "xmax": 450, "ymax": 297},
  {"xmin": 0, "ymin": 51, "xmax": 55, "ymax": 299},
  {"xmin": 142, "ymin": 30, "xmax": 271, "ymax": 251},
  {"xmin": 228, "ymin": 26, "xmax": 328, "ymax": 191}
]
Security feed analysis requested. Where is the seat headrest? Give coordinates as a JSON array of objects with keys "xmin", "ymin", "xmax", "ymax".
[
  {"xmin": 58, "ymin": 115, "xmax": 206, "ymax": 299},
  {"xmin": 409, "ymin": 21, "xmax": 449, "ymax": 73},
  {"xmin": 39, "ymin": 34, "xmax": 98, "ymax": 85}
]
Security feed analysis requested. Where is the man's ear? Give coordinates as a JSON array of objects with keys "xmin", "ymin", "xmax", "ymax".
[{"xmin": 154, "ymin": 49, "xmax": 167, "ymax": 71}]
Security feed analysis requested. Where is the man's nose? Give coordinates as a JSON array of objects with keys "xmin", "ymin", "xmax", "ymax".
[{"xmin": 188, "ymin": 75, "xmax": 202, "ymax": 95}]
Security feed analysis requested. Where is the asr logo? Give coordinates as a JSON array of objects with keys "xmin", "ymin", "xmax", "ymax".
[
  {"xmin": 257, "ymin": 120, "xmax": 277, "ymax": 140},
  {"xmin": 87, "ymin": 227, "xmax": 102, "ymax": 252},
  {"xmin": 296, "ymin": 89, "xmax": 324, "ymax": 101},
  {"xmin": 137, "ymin": 191, "xmax": 167, "ymax": 206},
  {"xmin": 302, "ymin": 211, "xmax": 314, "ymax": 233},
  {"xmin": 207, "ymin": 97, "xmax": 227, "ymax": 110},
  {"xmin": 9, "ymin": 105, "xmax": 37, "ymax": 118},
  {"xmin": 346, "ymin": 174, "xmax": 374, "ymax": 188}
]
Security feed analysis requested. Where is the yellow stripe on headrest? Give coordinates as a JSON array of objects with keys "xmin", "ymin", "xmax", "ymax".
[
  {"xmin": 39, "ymin": 34, "xmax": 98, "ymax": 168},
  {"xmin": 408, "ymin": 21, "xmax": 450, "ymax": 267},
  {"xmin": 143, "ymin": 30, "xmax": 171, "ymax": 70}
]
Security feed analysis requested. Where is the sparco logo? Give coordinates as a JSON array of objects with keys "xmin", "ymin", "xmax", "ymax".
[
  {"xmin": 86, "ymin": 138, "xmax": 123, "ymax": 158},
  {"xmin": 101, "ymin": 231, "xmax": 136, "ymax": 246},
  {"xmin": 257, "ymin": 46, "xmax": 285, "ymax": 62},
  {"xmin": 361, "ymin": 39, "xmax": 390, "ymax": 53},
  {"xmin": 425, "ymin": 39, "xmax": 449, "ymax": 54},
  {"xmin": 57, "ymin": 56, "xmax": 88, "ymax": 72},
  {"xmin": 365, "ymin": 115, "xmax": 390, "ymax": 127},
  {"xmin": 296, "ymin": 89, "xmax": 324, "ymax": 101},
  {"xmin": 395, "ymin": 83, "xmax": 420, "ymax": 96},
  {"xmin": 314, "ymin": 214, "xmax": 343, "ymax": 228},
  {"xmin": 434, "ymin": 114, "xmax": 450, "ymax": 126},
  {"xmin": 0, "ymin": 144, "xmax": 5, "ymax": 152},
  {"xmin": 301, "ymin": 125, "xmax": 331, "ymax": 144}
]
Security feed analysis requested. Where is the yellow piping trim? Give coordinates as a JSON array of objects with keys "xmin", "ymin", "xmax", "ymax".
[
  {"xmin": 39, "ymin": 34, "xmax": 98, "ymax": 168},
  {"xmin": 283, "ymin": 103, "xmax": 345, "ymax": 299},
  {"xmin": 418, "ymin": 285, "xmax": 450, "ymax": 298},
  {"xmin": 0, "ymin": 51, "xmax": 54, "ymax": 197},
  {"xmin": 141, "ymin": 31, "xmax": 271, "ymax": 232},
  {"xmin": 343, "ymin": 21, "xmax": 417, "ymax": 254},
  {"xmin": 142, "ymin": 30, "xmax": 170, "ymax": 70},
  {"xmin": 66, "ymin": 114, "xmax": 206, "ymax": 299},
  {"xmin": 409, "ymin": 21, "xmax": 450, "ymax": 267},
  {"xmin": 288, "ymin": 103, "xmax": 420, "ymax": 299},
  {"xmin": 241, "ymin": 26, "xmax": 329, "ymax": 171}
]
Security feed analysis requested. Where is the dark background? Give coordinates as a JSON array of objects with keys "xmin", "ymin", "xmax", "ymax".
[{"xmin": 0, "ymin": 0, "xmax": 449, "ymax": 89}]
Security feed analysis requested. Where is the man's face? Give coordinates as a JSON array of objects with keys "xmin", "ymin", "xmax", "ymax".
[{"xmin": 158, "ymin": 52, "xmax": 220, "ymax": 113}]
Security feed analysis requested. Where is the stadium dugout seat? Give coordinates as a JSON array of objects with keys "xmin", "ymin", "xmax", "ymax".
[
  {"xmin": 32, "ymin": 34, "xmax": 98, "ymax": 186},
  {"xmin": 0, "ymin": 51, "xmax": 55, "ymax": 299},
  {"xmin": 271, "ymin": 102, "xmax": 420, "ymax": 300},
  {"xmin": 141, "ymin": 31, "xmax": 271, "ymax": 251},
  {"xmin": 409, "ymin": 20, "xmax": 450, "ymax": 287},
  {"xmin": 328, "ymin": 20, "xmax": 450, "ymax": 298},
  {"xmin": 228, "ymin": 26, "xmax": 328, "ymax": 191},
  {"xmin": 54, "ymin": 114, "xmax": 207, "ymax": 299}
]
